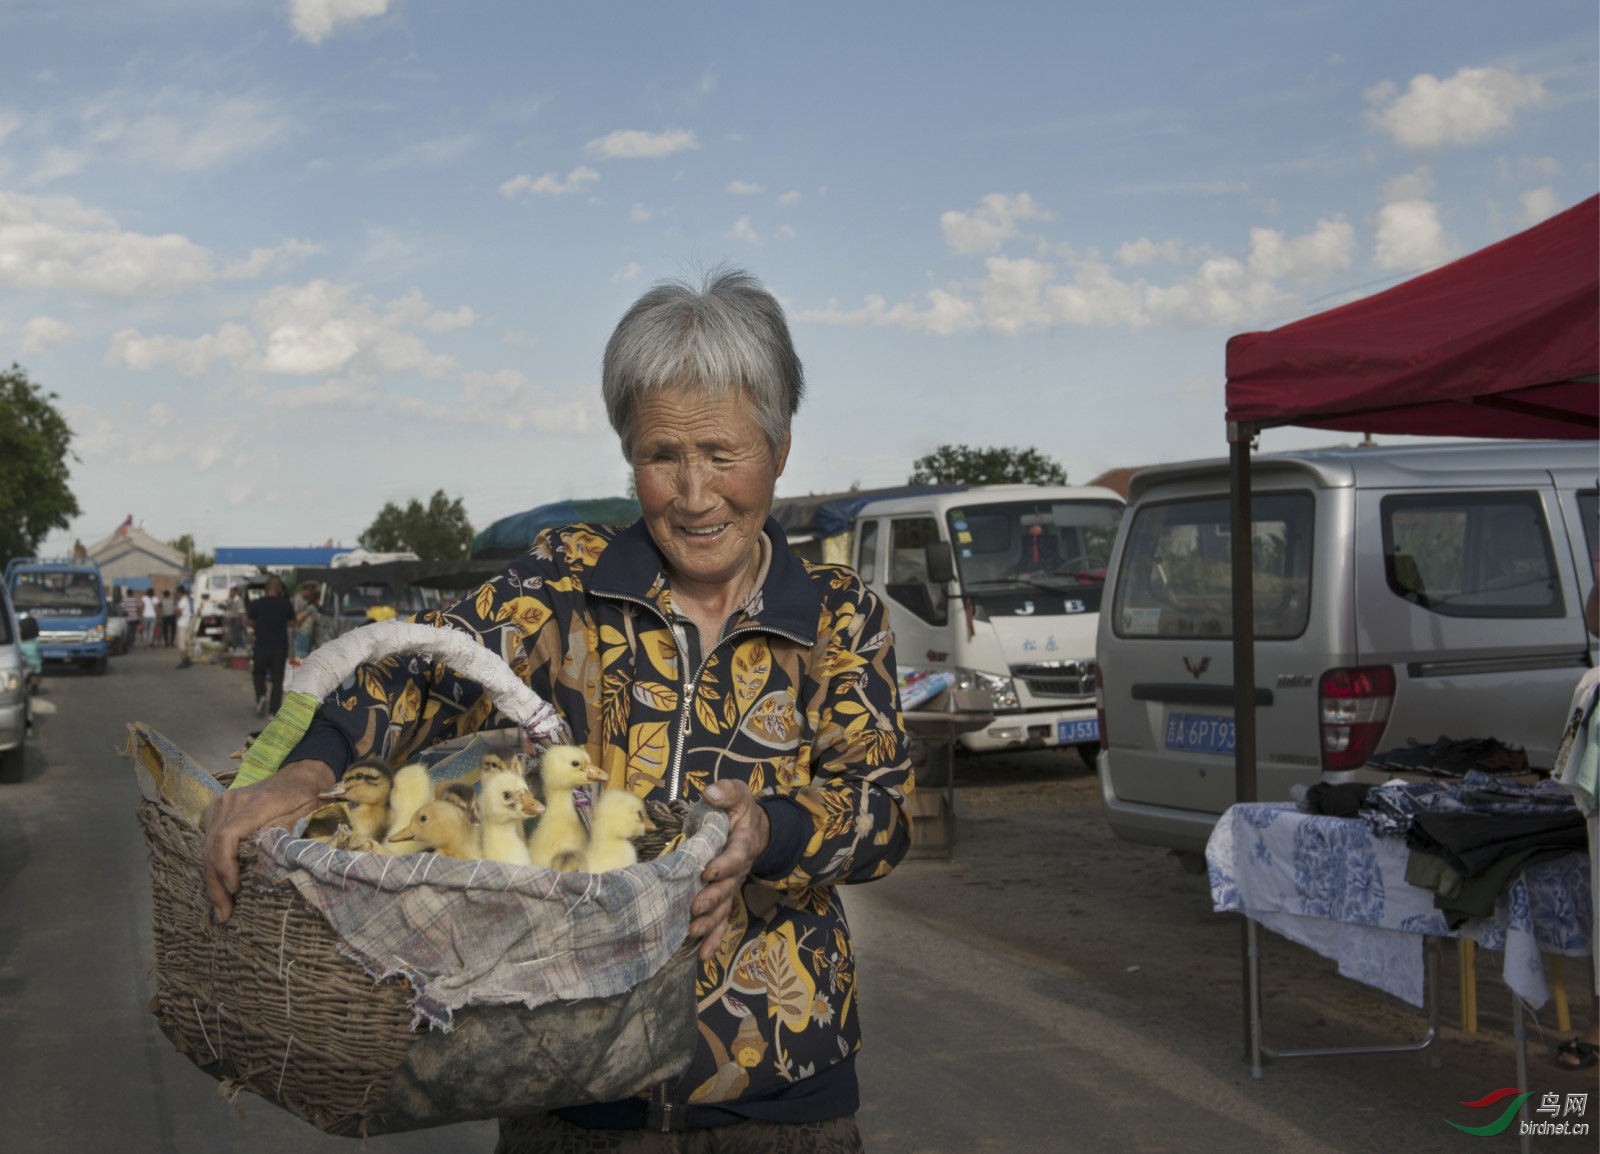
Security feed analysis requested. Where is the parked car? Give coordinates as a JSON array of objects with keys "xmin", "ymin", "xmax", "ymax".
[
  {"xmin": 4, "ymin": 556, "xmax": 110, "ymax": 675},
  {"xmin": 810, "ymin": 484, "xmax": 1124, "ymax": 756},
  {"xmin": 1096, "ymin": 440, "xmax": 1598, "ymax": 853},
  {"xmin": 0, "ymin": 582, "xmax": 32, "ymax": 781}
]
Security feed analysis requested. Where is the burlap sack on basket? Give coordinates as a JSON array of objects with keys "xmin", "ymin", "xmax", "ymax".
[{"xmin": 126, "ymin": 624, "xmax": 728, "ymax": 1137}]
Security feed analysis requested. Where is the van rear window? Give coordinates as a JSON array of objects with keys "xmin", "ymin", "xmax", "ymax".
[
  {"xmin": 1112, "ymin": 493, "xmax": 1314, "ymax": 639},
  {"xmin": 1381, "ymin": 491, "xmax": 1564, "ymax": 618}
]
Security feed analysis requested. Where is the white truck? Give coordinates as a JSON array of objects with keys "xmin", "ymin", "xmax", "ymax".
[{"xmin": 781, "ymin": 484, "xmax": 1124, "ymax": 756}]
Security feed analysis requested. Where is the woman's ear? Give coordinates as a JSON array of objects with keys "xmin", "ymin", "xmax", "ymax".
[{"xmin": 773, "ymin": 431, "xmax": 792, "ymax": 479}]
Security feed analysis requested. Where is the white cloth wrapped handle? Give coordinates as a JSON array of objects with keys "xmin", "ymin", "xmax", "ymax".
[{"xmin": 297, "ymin": 620, "xmax": 571, "ymax": 747}]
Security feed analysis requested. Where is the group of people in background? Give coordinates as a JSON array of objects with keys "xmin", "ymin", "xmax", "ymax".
[
  {"xmin": 246, "ymin": 578, "xmax": 322, "ymax": 716},
  {"xmin": 119, "ymin": 588, "xmax": 180, "ymax": 649}
]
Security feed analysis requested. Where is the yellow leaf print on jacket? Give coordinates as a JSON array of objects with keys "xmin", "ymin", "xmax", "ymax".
[
  {"xmin": 497, "ymin": 596, "xmax": 552, "ymax": 638},
  {"xmin": 730, "ymin": 637, "xmax": 770, "ymax": 717},
  {"xmin": 764, "ymin": 923, "xmax": 817, "ymax": 1033},
  {"xmin": 624, "ymin": 721, "xmax": 670, "ymax": 791}
]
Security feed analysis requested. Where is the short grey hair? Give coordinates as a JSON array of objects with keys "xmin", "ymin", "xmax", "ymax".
[{"xmin": 602, "ymin": 267, "xmax": 804, "ymax": 460}]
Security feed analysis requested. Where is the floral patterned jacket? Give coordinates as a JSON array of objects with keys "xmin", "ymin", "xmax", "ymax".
[{"xmin": 304, "ymin": 518, "xmax": 914, "ymax": 1111}]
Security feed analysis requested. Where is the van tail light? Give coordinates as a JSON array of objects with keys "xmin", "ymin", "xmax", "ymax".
[
  {"xmin": 1318, "ymin": 666, "xmax": 1395, "ymax": 770},
  {"xmin": 1095, "ymin": 665, "xmax": 1107, "ymax": 748}
]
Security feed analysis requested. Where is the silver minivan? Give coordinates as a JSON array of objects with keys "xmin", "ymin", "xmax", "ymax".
[
  {"xmin": 1097, "ymin": 441, "xmax": 1598, "ymax": 853},
  {"xmin": 0, "ymin": 582, "xmax": 31, "ymax": 781}
]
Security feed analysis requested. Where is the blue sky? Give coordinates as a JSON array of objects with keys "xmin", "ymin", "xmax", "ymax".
[{"xmin": 3, "ymin": 0, "xmax": 1595, "ymax": 552}]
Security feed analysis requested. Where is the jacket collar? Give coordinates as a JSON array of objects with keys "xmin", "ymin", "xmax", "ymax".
[{"xmin": 590, "ymin": 516, "xmax": 819, "ymax": 645}]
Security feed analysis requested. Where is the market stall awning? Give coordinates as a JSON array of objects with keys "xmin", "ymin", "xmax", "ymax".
[{"xmin": 1225, "ymin": 195, "xmax": 1598, "ymax": 440}]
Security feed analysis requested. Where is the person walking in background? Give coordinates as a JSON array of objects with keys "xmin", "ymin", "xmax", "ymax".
[
  {"xmin": 174, "ymin": 584, "xmax": 195, "ymax": 670},
  {"xmin": 159, "ymin": 588, "xmax": 176, "ymax": 648},
  {"xmin": 247, "ymin": 575, "xmax": 295, "ymax": 716},
  {"xmin": 294, "ymin": 585, "xmax": 321, "ymax": 659},
  {"xmin": 224, "ymin": 586, "xmax": 246, "ymax": 652},
  {"xmin": 141, "ymin": 590, "xmax": 158, "ymax": 647},
  {"xmin": 120, "ymin": 589, "xmax": 141, "ymax": 646}
]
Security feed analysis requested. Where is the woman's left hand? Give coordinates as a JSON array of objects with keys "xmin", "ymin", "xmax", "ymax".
[{"xmin": 691, "ymin": 779, "xmax": 771, "ymax": 961}]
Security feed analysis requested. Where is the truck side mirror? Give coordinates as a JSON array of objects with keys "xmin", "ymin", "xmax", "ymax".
[
  {"xmin": 924, "ymin": 541, "xmax": 956, "ymax": 586},
  {"xmin": 18, "ymin": 617, "xmax": 39, "ymax": 641}
]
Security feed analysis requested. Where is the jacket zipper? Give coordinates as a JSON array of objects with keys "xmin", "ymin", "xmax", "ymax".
[{"xmin": 591, "ymin": 588, "xmax": 808, "ymax": 801}]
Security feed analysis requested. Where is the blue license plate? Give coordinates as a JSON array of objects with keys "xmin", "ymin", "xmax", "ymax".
[
  {"xmin": 1057, "ymin": 718, "xmax": 1100, "ymax": 744},
  {"xmin": 1165, "ymin": 712, "xmax": 1235, "ymax": 754}
]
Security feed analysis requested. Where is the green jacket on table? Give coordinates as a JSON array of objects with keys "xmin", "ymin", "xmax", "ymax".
[{"xmin": 288, "ymin": 517, "xmax": 915, "ymax": 1120}]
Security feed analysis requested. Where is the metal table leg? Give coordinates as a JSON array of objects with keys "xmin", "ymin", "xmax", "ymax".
[
  {"xmin": 1513, "ymin": 995, "xmax": 1531, "ymax": 1154},
  {"xmin": 1245, "ymin": 917, "xmax": 1441, "ymax": 1072}
]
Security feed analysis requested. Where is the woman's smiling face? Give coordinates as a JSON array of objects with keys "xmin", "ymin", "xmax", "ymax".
[{"xmin": 631, "ymin": 387, "xmax": 789, "ymax": 596}]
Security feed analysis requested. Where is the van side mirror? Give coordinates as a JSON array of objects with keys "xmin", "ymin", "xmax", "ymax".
[
  {"xmin": 924, "ymin": 541, "xmax": 956, "ymax": 585},
  {"xmin": 18, "ymin": 617, "xmax": 39, "ymax": 641}
]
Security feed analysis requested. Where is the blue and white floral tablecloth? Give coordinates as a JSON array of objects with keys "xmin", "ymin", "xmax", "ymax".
[{"xmin": 1206, "ymin": 803, "xmax": 1592, "ymax": 1008}]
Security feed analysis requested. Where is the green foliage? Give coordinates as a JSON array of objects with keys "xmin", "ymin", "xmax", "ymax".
[
  {"xmin": 0, "ymin": 365, "xmax": 80, "ymax": 567},
  {"xmin": 360, "ymin": 490, "xmax": 475, "ymax": 560},
  {"xmin": 167, "ymin": 534, "xmax": 214, "ymax": 572},
  {"xmin": 908, "ymin": 444, "xmax": 1067, "ymax": 486}
]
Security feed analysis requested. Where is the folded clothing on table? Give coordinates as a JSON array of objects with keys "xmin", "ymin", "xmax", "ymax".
[
  {"xmin": 1404, "ymin": 808, "xmax": 1589, "ymax": 928},
  {"xmin": 1368, "ymin": 735, "xmax": 1529, "ymax": 778},
  {"xmin": 1359, "ymin": 770, "xmax": 1576, "ymax": 838}
]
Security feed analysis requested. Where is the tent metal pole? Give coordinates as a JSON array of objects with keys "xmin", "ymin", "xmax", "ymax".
[{"xmin": 1228, "ymin": 421, "xmax": 1261, "ymax": 1069}]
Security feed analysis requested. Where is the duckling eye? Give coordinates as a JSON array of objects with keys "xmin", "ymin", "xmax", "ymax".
[
  {"xmin": 503, "ymin": 791, "xmax": 513, "ymax": 801},
  {"xmin": 419, "ymin": 814, "xmax": 428, "ymax": 824}
]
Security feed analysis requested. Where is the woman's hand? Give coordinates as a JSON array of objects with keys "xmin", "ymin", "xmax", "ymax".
[
  {"xmin": 202, "ymin": 759, "xmax": 335, "ymax": 921},
  {"xmin": 690, "ymin": 779, "xmax": 771, "ymax": 961}
]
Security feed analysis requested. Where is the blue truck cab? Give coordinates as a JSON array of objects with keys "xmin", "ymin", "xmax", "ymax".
[{"xmin": 4, "ymin": 557, "xmax": 110, "ymax": 675}]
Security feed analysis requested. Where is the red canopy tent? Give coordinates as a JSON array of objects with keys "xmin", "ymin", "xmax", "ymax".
[{"xmin": 1215, "ymin": 195, "xmax": 1597, "ymax": 1085}]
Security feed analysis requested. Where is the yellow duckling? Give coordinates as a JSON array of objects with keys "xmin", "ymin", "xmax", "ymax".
[
  {"xmin": 384, "ymin": 762, "xmax": 433, "ymax": 854},
  {"xmin": 388, "ymin": 782, "xmax": 482, "ymax": 860},
  {"xmin": 317, "ymin": 758, "xmax": 394, "ymax": 843},
  {"xmin": 583, "ymin": 790, "xmax": 656, "ymax": 874},
  {"xmin": 478, "ymin": 769, "xmax": 544, "ymax": 866},
  {"xmin": 529, "ymin": 745, "xmax": 607, "ymax": 872}
]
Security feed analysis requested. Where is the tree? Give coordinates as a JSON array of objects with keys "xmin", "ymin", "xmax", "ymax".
[
  {"xmin": 908, "ymin": 444, "xmax": 1067, "ymax": 486},
  {"xmin": 167, "ymin": 534, "xmax": 214, "ymax": 571},
  {"xmin": 0, "ymin": 365, "xmax": 80, "ymax": 566},
  {"xmin": 360, "ymin": 490, "xmax": 475, "ymax": 560}
]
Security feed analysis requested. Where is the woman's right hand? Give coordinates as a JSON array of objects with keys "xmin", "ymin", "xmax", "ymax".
[{"xmin": 202, "ymin": 759, "xmax": 336, "ymax": 921}]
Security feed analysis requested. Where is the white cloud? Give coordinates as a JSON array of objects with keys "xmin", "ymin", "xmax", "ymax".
[
  {"xmin": 776, "ymin": 225, "xmax": 795, "ymax": 240},
  {"xmin": 1382, "ymin": 167, "xmax": 1434, "ymax": 202},
  {"xmin": 1245, "ymin": 216, "xmax": 1353, "ymax": 282},
  {"xmin": 26, "ymin": 146, "xmax": 87, "ymax": 185},
  {"xmin": 265, "ymin": 378, "xmax": 379, "ymax": 410},
  {"xmin": 105, "ymin": 281, "xmax": 464, "ymax": 383},
  {"xmin": 0, "ymin": 190, "xmax": 214, "ymax": 296},
  {"xmin": 222, "ymin": 238, "xmax": 324, "ymax": 280},
  {"xmin": 1519, "ymin": 186, "xmax": 1560, "ymax": 226},
  {"xmin": 499, "ymin": 166, "xmax": 600, "ymax": 198},
  {"xmin": 1115, "ymin": 237, "xmax": 1185, "ymax": 266},
  {"xmin": 629, "ymin": 203, "xmax": 653, "ymax": 222},
  {"xmin": 1366, "ymin": 66, "xmax": 1545, "ymax": 149},
  {"xmin": 392, "ymin": 369, "xmax": 604, "ymax": 433},
  {"xmin": 289, "ymin": 0, "xmax": 391, "ymax": 45},
  {"xmin": 584, "ymin": 128, "xmax": 698, "ymax": 160},
  {"xmin": 727, "ymin": 216, "xmax": 760, "ymax": 245},
  {"xmin": 1373, "ymin": 198, "xmax": 1457, "ymax": 270},
  {"xmin": 939, "ymin": 193, "xmax": 1051, "ymax": 255},
  {"xmin": 727, "ymin": 180, "xmax": 766, "ymax": 195},
  {"xmin": 18, "ymin": 315, "xmax": 72, "ymax": 354},
  {"xmin": 777, "ymin": 190, "xmax": 801, "ymax": 207},
  {"xmin": 612, "ymin": 261, "xmax": 641, "ymax": 282},
  {"xmin": 81, "ymin": 91, "xmax": 292, "ymax": 173},
  {"xmin": 105, "ymin": 323, "xmax": 257, "ymax": 378}
]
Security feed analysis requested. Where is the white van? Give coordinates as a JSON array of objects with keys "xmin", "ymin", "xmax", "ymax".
[
  {"xmin": 190, "ymin": 564, "xmax": 263, "ymax": 642},
  {"xmin": 1096, "ymin": 441, "xmax": 1598, "ymax": 853},
  {"xmin": 838, "ymin": 485, "xmax": 1124, "ymax": 754}
]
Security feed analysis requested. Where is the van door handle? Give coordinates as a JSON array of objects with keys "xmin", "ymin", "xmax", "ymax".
[{"xmin": 1130, "ymin": 683, "xmax": 1274, "ymax": 707}]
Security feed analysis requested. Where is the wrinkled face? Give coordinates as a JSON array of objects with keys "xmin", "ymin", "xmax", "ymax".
[{"xmin": 632, "ymin": 388, "xmax": 788, "ymax": 595}]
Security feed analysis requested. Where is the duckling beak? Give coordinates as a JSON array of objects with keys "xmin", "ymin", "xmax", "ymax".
[
  {"xmin": 520, "ymin": 794, "xmax": 545, "ymax": 816},
  {"xmin": 641, "ymin": 816, "xmax": 658, "ymax": 832},
  {"xmin": 318, "ymin": 782, "xmax": 348, "ymax": 800},
  {"xmin": 389, "ymin": 822, "xmax": 417, "ymax": 842},
  {"xmin": 584, "ymin": 764, "xmax": 609, "ymax": 782}
]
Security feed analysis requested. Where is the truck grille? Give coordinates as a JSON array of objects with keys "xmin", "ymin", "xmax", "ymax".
[
  {"xmin": 1011, "ymin": 660, "xmax": 1095, "ymax": 699},
  {"xmin": 40, "ymin": 630, "xmax": 88, "ymax": 645}
]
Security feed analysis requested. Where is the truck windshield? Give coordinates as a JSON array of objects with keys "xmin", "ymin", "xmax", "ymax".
[
  {"xmin": 948, "ymin": 500, "xmax": 1123, "ymax": 590},
  {"xmin": 10, "ymin": 570, "xmax": 103, "ymax": 612}
]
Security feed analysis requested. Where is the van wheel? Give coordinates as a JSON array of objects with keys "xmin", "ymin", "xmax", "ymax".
[
  {"xmin": 0, "ymin": 745, "xmax": 22, "ymax": 783},
  {"xmin": 1074, "ymin": 741, "xmax": 1100, "ymax": 767}
]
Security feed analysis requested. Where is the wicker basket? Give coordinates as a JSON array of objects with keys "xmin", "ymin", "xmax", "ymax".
[{"xmin": 135, "ymin": 621, "xmax": 721, "ymax": 1137}]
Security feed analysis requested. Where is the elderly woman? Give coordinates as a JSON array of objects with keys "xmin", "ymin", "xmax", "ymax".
[{"xmin": 202, "ymin": 269, "xmax": 915, "ymax": 1152}]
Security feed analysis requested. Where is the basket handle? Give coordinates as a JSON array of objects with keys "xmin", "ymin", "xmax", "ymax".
[{"xmin": 233, "ymin": 619, "xmax": 570, "ymax": 790}]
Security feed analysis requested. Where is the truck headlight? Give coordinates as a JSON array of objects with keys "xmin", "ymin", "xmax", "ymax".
[
  {"xmin": 90, "ymin": 624, "xmax": 106, "ymax": 642},
  {"xmin": 953, "ymin": 668, "xmax": 1020, "ymax": 712}
]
